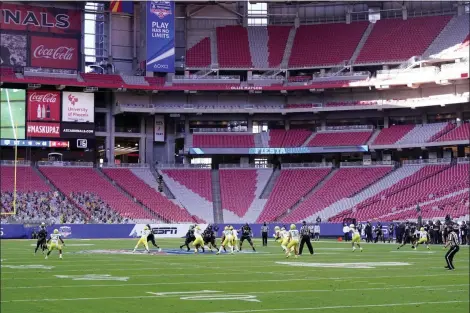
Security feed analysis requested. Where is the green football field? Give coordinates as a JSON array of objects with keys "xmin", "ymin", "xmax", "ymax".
[
  {"xmin": 0, "ymin": 89, "xmax": 26, "ymax": 139},
  {"xmin": 1, "ymin": 239, "xmax": 468, "ymax": 313}
]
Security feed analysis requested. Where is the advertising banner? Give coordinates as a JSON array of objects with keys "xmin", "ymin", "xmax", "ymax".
[
  {"xmin": 146, "ymin": 1, "xmax": 175, "ymax": 73},
  {"xmin": 189, "ymin": 146, "xmax": 369, "ymax": 155},
  {"xmin": 154, "ymin": 115, "xmax": 165, "ymax": 141},
  {"xmin": 61, "ymin": 92, "xmax": 94, "ymax": 123},
  {"xmin": 30, "ymin": 36, "xmax": 79, "ymax": 70},
  {"xmin": 60, "ymin": 122, "xmax": 95, "ymax": 139},
  {"xmin": 0, "ymin": 88, "xmax": 26, "ymax": 140},
  {"xmin": 26, "ymin": 121, "xmax": 60, "ymax": 138},
  {"xmin": 0, "ymin": 139, "xmax": 68, "ymax": 148},
  {"xmin": 0, "ymin": 33, "xmax": 27, "ymax": 67},
  {"xmin": 0, "ymin": 222, "xmax": 395, "ymax": 240},
  {"xmin": 27, "ymin": 90, "xmax": 61, "ymax": 122},
  {"xmin": 0, "ymin": 225, "xmax": 28, "ymax": 239},
  {"xmin": 0, "ymin": 3, "xmax": 82, "ymax": 34}
]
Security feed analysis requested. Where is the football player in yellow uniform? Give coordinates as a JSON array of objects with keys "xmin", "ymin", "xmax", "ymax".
[
  {"xmin": 45, "ymin": 229, "xmax": 65, "ymax": 260},
  {"xmin": 286, "ymin": 224, "xmax": 300, "ymax": 258},
  {"xmin": 415, "ymin": 227, "xmax": 430, "ymax": 250},
  {"xmin": 133, "ymin": 226, "xmax": 151, "ymax": 253},
  {"xmin": 231, "ymin": 226, "xmax": 240, "ymax": 252},
  {"xmin": 217, "ymin": 226, "xmax": 234, "ymax": 255},
  {"xmin": 192, "ymin": 225, "xmax": 205, "ymax": 254},
  {"xmin": 350, "ymin": 224, "xmax": 363, "ymax": 252},
  {"xmin": 280, "ymin": 227, "xmax": 289, "ymax": 252}
]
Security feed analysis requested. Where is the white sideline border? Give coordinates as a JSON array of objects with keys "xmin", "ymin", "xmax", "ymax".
[
  {"xmin": 1, "ymin": 272, "xmax": 466, "ymax": 290},
  {"xmin": 1, "ymin": 285, "xmax": 467, "ymax": 303},
  {"xmin": 201, "ymin": 300, "xmax": 470, "ymax": 313}
]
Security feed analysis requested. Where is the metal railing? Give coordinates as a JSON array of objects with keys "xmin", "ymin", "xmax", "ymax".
[
  {"xmin": 101, "ymin": 163, "xmax": 150, "ymax": 168},
  {"xmin": 156, "ymin": 163, "xmax": 211, "ymax": 169},
  {"xmin": 0, "ymin": 160, "xmax": 31, "ymax": 166},
  {"xmin": 37, "ymin": 161, "xmax": 94, "ymax": 167},
  {"xmin": 317, "ymin": 125, "xmax": 374, "ymax": 132},
  {"xmin": 456, "ymin": 157, "xmax": 470, "ymax": 163},
  {"xmin": 402, "ymin": 158, "xmax": 452, "ymax": 165},
  {"xmin": 120, "ymin": 103, "xmax": 153, "ymax": 109},
  {"xmin": 192, "ymin": 128, "xmax": 249, "ymax": 133},
  {"xmin": 219, "ymin": 163, "xmax": 273, "ymax": 169},
  {"xmin": 282, "ymin": 162, "xmax": 333, "ymax": 168}
]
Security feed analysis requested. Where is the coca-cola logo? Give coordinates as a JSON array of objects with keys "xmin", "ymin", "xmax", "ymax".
[
  {"xmin": 68, "ymin": 94, "xmax": 78, "ymax": 106},
  {"xmin": 33, "ymin": 45, "xmax": 75, "ymax": 61},
  {"xmin": 29, "ymin": 92, "xmax": 58, "ymax": 103}
]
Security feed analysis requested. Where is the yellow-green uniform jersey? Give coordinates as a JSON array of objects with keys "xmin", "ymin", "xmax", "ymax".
[
  {"xmin": 280, "ymin": 230, "xmax": 289, "ymax": 244},
  {"xmin": 351, "ymin": 229, "xmax": 361, "ymax": 242},
  {"xmin": 289, "ymin": 230, "xmax": 300, "ymax": 241},
  {"xmin": 416, "ymin": 230, "xmax": 428, "ymax": 244},
  {"xmin": 419, "ymin": 230, "xmax": 428, "ymax": 239},
  {"xmin": 141, "ymin": 229, "xmax": 151, "ymax": 239},
  {"xmin": 193, "ymin": 228, "xmax": 204, "ymax": 246},
  {"xmin": 287, "ymin": 229, "xmax": 299, "ymax": 250},
  {"xmin": 222, "ymin": 229, "xmax": 233, "ymax": 246},
  {"xmin": 48, "ymin": 233, "xmax": 63, "ymax": 250}
]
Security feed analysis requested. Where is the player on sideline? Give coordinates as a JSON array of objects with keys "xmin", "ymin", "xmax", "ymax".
[
  {"xmin": 192, "ymin": 225, "xmax": 205, "ymax": 254},
  {"xmin": 231, "ymin": 226, "xmax": 240, "ymax": 252},
  {"xmin": 285, "ymin": 224, "xmax": 300, "ymax": 258},
  {"xmin": 145, "ymin": 224, "xmax": 162, "ymax": 252},
  {"xmin": 217, "ymin": 226, "xmax": 234, "ymax": 255},
  {"xmin": 350, "ymin": 224, "xmax": 363, "ymax": 252},
  {"xmin": 133, "ymin": 226, "xmax": 151, "ymax": 253},
  {"xmin": 414, "ymin": 227, "xmax": 431, "ymax": 250},
  {"xmin": 239, "ymin": 223, "xmax": 256, "ymax": 252},
  {"xmin": 45, "ymin": 229, "xmax": 65, "ymax": 260},
  {"xmin": 34, "ymin": 223, "xmax": 48, "ymax": 255}
]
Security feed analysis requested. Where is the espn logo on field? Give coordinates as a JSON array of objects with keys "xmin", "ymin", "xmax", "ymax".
[
  {"xmin": 77, "ymin": 139, "xmax": 87, "ymax": 149},
  {"xmin": 152, "ymin": 227, "xmax": 177, "ymax": 235}
]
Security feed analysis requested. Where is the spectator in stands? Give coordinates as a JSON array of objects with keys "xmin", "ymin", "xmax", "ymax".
[
  {"xmin": 70, "ymin": 192, "xmax": 124, "ymax": 224},
  {"xmin": 316, "ymin": 216, "xmax": 321, "ymax": 223},
  {"xmin": 1, "ymin": 191, "xmax": 85, "ymax": 224}
]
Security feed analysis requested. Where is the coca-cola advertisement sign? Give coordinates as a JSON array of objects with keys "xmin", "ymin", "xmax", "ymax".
[
  {"xmin": 27, "ymin": 122, "xmax": 60, "ymax": 138},
  {"xmin": 27, "ymin": 90, "xmax": 60, "ymax": 122},
  {"xmin": 30, "ymin": 36, "xmax": 78, "ymax": 70}
]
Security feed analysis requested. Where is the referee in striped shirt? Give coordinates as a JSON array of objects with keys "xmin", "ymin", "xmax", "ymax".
[
  {"xmin": 299, "ymin": 221, "xmax": 314, "ymax": 255},
  {"xmin": 443, "ymin": 224, "xmax": 459, "ymax": 270}
]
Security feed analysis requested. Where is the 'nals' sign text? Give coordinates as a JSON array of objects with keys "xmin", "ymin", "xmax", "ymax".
[
  {"xmin": 62, "ymin": 92, "xmax": 95, "ymax": 123},
  {"xmin": 30, "ymin": 36, "xmax": 78, "ymax": 70},
  {"xmin": 0, "ymin": 3, "xmax": 81, "ymax": 34}
]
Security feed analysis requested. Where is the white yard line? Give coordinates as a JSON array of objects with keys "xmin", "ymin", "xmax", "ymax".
[
  {"xmin": 1, "ymin": 285, "xmax": 467, "ymax": 303},
  {"xmin": 1, "ymin": 273, "xmax": 466, "ymax": 290},
  {"xmin": 201, "ymin": 300, "xmax": 469, "ymax": 313}
]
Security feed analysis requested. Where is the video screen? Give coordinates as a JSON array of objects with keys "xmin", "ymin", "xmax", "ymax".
[{"xmin": 0, "ymin": 88, "xmax": 26, "ymax": 139}]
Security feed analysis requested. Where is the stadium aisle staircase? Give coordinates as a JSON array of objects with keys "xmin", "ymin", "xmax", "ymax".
[
  {"xmin": 282, "ymin": 166, "xmax": 392, "ymax": 223},
  {"xmin": 256, "ymin": 168, "xmax": 332, "ymax": 223},
  {"xmin": 311, "ymin": 164, "xmax": 424, "ymax": 221},
  {"xmin": 160, "ymin": 169, "xmax": 214, "ymax": 223}
]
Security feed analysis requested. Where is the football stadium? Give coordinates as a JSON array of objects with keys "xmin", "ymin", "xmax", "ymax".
[{"xmin": 0, "ymin": 1, "xmax": 469, "ymax": 313}]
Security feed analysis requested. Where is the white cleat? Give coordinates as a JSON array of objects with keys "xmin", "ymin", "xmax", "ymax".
[
  {"xmin": 45, "ymin": 255, "xmax": 48, "ymax": 260},
  {"xmin": 59, "ymin": 255, "xmax": 63, "ymax": 259},
  {"xmin": 158, "ymin": 248, "xmax": 162, "ymax": 252}
]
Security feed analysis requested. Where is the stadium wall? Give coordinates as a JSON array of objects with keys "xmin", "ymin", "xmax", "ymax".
[{"xmin": 1, "ymin": 223, "xmax": 392, "ymax": 239}]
